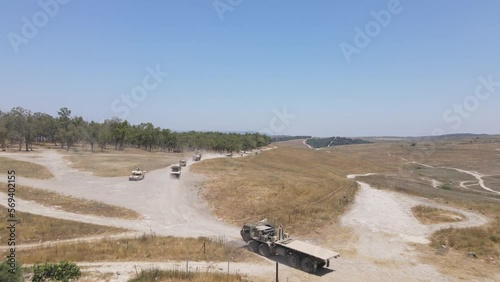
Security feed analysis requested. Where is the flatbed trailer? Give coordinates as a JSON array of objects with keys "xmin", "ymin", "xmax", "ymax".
[{"xmin": 241, "ymin": 220, "xmax": 340, "ymax": 273}]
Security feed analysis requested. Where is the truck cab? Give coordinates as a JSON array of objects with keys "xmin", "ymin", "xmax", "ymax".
[{"xmin": 241, "ymin": 222, "xmax": 276, "ymax": 242}]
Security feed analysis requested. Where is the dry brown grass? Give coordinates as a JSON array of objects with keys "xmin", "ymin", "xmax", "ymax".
[
  {"xmin": 0, "ymin": 156, "xmax": 53, "ymax": 179},
  {"xmin": 63, "ymin": 148, "xmax": 189, "ymax": 177},
  {"xmin": 408, "ymin": 164, "xmax": 476, "ymax": 183},
  {"xmin": 191, "ymin": 146, "xmax": 372, "ymax": 236},
  {"xmin": 430, "ymin": 201, "xmax": 500, "ymax": 258},
  {"xmin": 10, "ymin": 184, "xmax": 141, "ymax": 219},
  {"xmin": 411, "ymin": 205, "xmax": 465, "ymax": 225},
  {"xmin": 356, "ymin": 174, "xmax": 500, "ymax": 260},
  {"xmin": 78, "ymin": 272, "xmax": 115, "ymax": 282},
  {"xmin": 388, "ymin": 137, "xmax": 500, "ymax": 175},
  {"xmin": 0, "ymin": 211, "xmax": 126, "ymax": 245},
  {"xmin": 330, "ymin": 138, "xmax": 500, "ymax": 263},
  {"xmin": 17, "ymin": 234, "xmax": 253, "ymax": 264},
  {"xmin": 129, "ymin": 268, "xmax": 244, "ymax": 282},
  {"xmin": 417, "ymin": 243, "xmax": 500, "ymax": 280},
  {"xmin": 228, "ymin": 139, "xmax": 500, "ymax": 264}
]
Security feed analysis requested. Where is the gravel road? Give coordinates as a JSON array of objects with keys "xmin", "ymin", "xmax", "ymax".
[
  {"xmin": 0, "ymin": 151, "xmax": 497, "ymax": 281},
  {"xmin": 0, "ymin": 150, "xmax": 240, "ymax": 240}
]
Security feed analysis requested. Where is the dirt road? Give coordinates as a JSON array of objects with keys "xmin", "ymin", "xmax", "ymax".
[
  {"xmin": 400, "ymin": 157, "xmax": 500, "ymax": 195},
  {"xmin": 332, "ymin": 174, "xmax": 491, "ymax": 282},
  {"xmin": 1, "ymin": 151, "xmax": 497, "ymax": 281},
  {"xmin": 0, "ymin": 150, "xmax": 241, "ymax": 240}
]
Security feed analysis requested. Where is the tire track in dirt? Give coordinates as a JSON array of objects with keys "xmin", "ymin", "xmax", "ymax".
[
  {"xmin": 0, "ymin": 150, "xmax": 243, "ymax": 241},
  {"xmin": 332, "ymin": 174, "xmax": 490, "ymax": 282}
]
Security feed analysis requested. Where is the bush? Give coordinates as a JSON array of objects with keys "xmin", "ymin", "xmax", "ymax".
[
  {"xmin": 0, "ymin": 260, "xmax": 23, "ymax": 282},
  {"xmin": 440, "ymin": 183, "xmax": 452, "ymax": 190},
  {"xmin": 32, "ymin": 260, "xmax": 80, "ymax": 282}
]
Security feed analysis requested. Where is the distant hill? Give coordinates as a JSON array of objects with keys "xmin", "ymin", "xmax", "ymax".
[
  {"xmin": 271, "ymin": 135, "xmax": 312, "ymax": 142},
  {"xmin": 305, "ymin": 137, "xmax": 372, "ymax": 148}
]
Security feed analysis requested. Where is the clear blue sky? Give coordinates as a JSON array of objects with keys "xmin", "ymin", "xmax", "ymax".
[{"xmin": 1, "ymin": 0, "xmax": 499, "ymax": 137}]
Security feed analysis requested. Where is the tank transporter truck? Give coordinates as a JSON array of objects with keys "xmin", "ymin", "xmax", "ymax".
[{"xmin": 241, "ymin": 220, "xmax": 339, "ymax": 273}]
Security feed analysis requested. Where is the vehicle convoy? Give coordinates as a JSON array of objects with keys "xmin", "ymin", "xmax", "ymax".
[
  {"xmin": 241, "ymin": 220, "xmax": 340, "ymax": 273},
  {"xmin": 179, "ymin": 160, "xmax": 187, "ymax": 167},
  {"xmin": 170, "ymin": 164, "xmax": 181, "ymax": 179},
  {"xmin": 129, "ymin": 168, "xmax": 146, "ymax": 181}
]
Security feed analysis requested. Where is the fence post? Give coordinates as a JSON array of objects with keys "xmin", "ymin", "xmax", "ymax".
[{"xmin": 276, "ymin": 262, "xmax": 279, "ymax": 282}]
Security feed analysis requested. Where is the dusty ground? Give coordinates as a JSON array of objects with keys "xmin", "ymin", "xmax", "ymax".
[
  {"xmin": 1, "ymin": 149, "xmax": 499, "ymax": 281},
  {"xmin": 0, "ymin": 150, "xmax": 240, "ymax": 240}
]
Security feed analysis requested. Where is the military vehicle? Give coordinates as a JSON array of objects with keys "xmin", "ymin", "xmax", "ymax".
[
  {"xmin": 170, "ymin": 164, "xmax": 181, "ymax": 179},
  {"xmin": 129, "ymin": 168, "xmax": 146, "ymax": 181},
  {"xmin": 241, "ymin": 220, "xmax": 339, "ymax": 273},
  {"xmin": 192, "ymin": 154, "xmax": 202, "ymax": 161},
  {"xmin": 179, "ymin": 160, "xmax": 187, "ymax": 167}
]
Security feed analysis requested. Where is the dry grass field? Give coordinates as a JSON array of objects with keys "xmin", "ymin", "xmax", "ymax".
[
  {"xmin": 411, "ymin": 205, "xmax": 465, "ymax": 225},
  {"xmin": 0, "ymin": 211, "xmax": 126, "ymax": 245},
  {"xmin": 0, "ymin": 156, "xmax": 54, "ymax": 179},
  {"xmin": 18, "ymin": 234, "xmax": 253, "ymax": 264},
  {"xmin": 328, "ymin": 137, "xmax": 500, "ymax": 264},
  {"xmin": 3, "ymin": 137, "xmax": 497, "ymax": 280},
  {"xmin": 195, "ymin": 138, "xmax": 500, "ymax": 268},
  {"xmin": 11, "ymin": 184, "xmax": 141, "ymax": 219},
  {"xmin": 62, "ymin": 147, "xmax": 189, "ymax": 177},
  {"xmin": 129, "ymin": 269, "xmax": 244, "ymax": 282},
  {"xmin": 191, "ymin": 147, "xmax": 364, "ymax": 236}
]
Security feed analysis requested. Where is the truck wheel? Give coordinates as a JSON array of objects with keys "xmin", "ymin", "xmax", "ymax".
[
  {"xmin": 248, "ymin": 240, "xmax": 259, "ymax": 253},
  {"xmin": 301, "ymin": 257, "xmax": 317, "ymax": 273},
  {"xmin": 287, "ymin": 253, "xmax": 300, "ymax": 268},
  {"xmin": 258, "ymin": 243, "xmax": 270, "ymax": 257}
]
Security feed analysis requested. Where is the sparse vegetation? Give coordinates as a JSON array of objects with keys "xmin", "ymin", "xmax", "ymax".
[
  {"xmin": 128, "ymin": 268, "xmax": 243, "ymax": 282},
  {"xmin": 346, "ymin": 138, "xmax": 500, "ymax": 262},
  {"xmin": 6, "ymin": 184, "xmax": 141, "ymax": 219},
  {"xmin": 440, "ymin": 183, "xmax": 452, "ymax": 190},
  {"xmin": 0, "ymin": 157, "xmax": 53, "ymax": 179},
  {"xmin": 429, "ymin": 201, "xmax": 500, "ymax": 259},
  {"xmin": 17, "ymin": 234, "xmax": 252, "ymax": 264},
  {"xmin": 0, "ymin": 211, "xmax": 126, "ymax": 244},
  {"xmin": 0, "ymin": 261, "xmax": 22, "ymax": 282},
  {"xmin": 411, "ymin": 205, "xmax": 464, "ymax": 224},
  {"xmin": 192, "ymin": 147, "xmax": 361, "ymax": 235},
  {"xmin": 407, "ymin": 165, "xmax": 476, "ymax": 184},
  {"xmin": 63, "ymin": 149, "xmax": 183, "ymax": 177}
]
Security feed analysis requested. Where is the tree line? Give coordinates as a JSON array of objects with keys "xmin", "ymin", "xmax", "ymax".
[
  {"xmin": 0, "ymin": 107, "xmax": 271, "ymax": 152},
  {"xmin": 305, "ymin": 136, "xmax": 372, "ymax": 148},
  {"xmin": 271, "ymin": 135, "xmax": 312, "ymax": 142}
]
